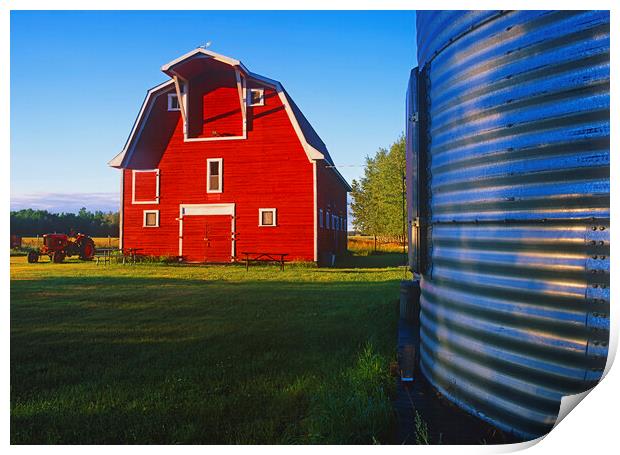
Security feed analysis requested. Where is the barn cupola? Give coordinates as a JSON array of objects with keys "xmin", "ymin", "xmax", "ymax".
[{"xmin": 161, "ymin": 49, "xmax": 248, "ymax": 140}]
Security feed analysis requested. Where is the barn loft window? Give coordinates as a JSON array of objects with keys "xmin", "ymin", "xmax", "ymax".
[
  {"xmin": 207, "ymin": 158, "xmax": 223, "ymax": 193},
  {"xmin": 143, "ymin": 210, "xmax": 159, "ymax": 227},
  {"xmin": 259, "ymin": 208, "xmax": 277, "ymax": 227},
  {"xmin": 168, "ymin": 93, "xmax": 180, "ymax": 111},
  {"xmin": 132, "ymin": 169, "xmax": 160, "ymax": 204},
  {"xmin": 249, "ymin": 88, "xmax": 264, "ymax": 107}
]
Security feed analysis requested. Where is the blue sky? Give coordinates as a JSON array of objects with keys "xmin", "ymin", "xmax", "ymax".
[{"xmin": 11, "ymin": 10, "xmax": 417, "ymax": 212}]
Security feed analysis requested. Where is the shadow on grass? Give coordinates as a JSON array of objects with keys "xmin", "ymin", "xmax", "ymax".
[
  {"xmin": 11, "ymin": 273, "xmax": 400, "ymax": 444},
  {"xmin": 335, "ymin": 252, "xmax": 407, "ymax": 269}
]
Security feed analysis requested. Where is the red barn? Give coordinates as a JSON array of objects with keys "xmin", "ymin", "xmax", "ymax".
[{"xmin": 109, "ymin": 49, "xmax": 350, "ymax": 264}]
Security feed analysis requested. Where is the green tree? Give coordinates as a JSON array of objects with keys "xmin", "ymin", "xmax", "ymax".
[
  {"xmin": 350, "ymin": 135, "xmax": 406, "ymax": 240},
  {"xmin": 10, "ymin": 208, "xmax": 119, "ymax": 237}
]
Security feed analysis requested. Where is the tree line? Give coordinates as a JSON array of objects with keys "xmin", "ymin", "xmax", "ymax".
[
  {"xmin": 350, "ymin": 135, "xmax": 406, "ymax": 241},
  {"xmin": 10, "ymin": 208, "xmax": 119, "ymax": 237}
]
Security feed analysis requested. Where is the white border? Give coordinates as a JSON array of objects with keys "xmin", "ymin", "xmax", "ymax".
[
  {"xmin": 206, "ymin": 158, "xmax": 223, "ymax": 193},
  {"xmin": 313, "ymin": 161, "xmax": 318, "ymax": 261},
  {"xmin": 108, "ymin": 79, "xmax": 175, "ymax": 167},
  {"xmin": 142, "ymin": 209, "xmax": 159, "ymax": 227},
  {"xmin": 119, "ymin": 170, "xmax": 124, "ymax": 250},
  {"xmin": 248, "ymin": 88, "xmax": 265, "ymax": 106},
  {"xmin": 131, "ymin": 169, "xmax": 160, "ymax": 204},
  {"xmin": 167, "ymin": 92, "xmax": 180, "ymax": 111},
  {"xmin": 5, "ymin": 4, "xmax": 618, "ymax": 454},
  {"xmin": 178, "ymin": 203, "xmax": 236, "ymax": 261},
  {"xmin": 258, "ymin": 208, "xmax": 277, "ymax": 227}
]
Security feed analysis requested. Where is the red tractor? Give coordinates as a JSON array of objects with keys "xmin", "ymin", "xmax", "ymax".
[{"xmin": 27, "ymin": 233, "xmax": 96, "ymax": 263}]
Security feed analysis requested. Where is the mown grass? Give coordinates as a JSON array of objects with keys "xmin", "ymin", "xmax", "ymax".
[{"xmin": 10, "ymin": 252, "xmax": 403, "ymax": 444}]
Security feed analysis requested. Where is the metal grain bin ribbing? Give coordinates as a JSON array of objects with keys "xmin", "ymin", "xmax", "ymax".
[{"xmin": 409, "ymin": 10, "xmax": 610, "ymax": 440}]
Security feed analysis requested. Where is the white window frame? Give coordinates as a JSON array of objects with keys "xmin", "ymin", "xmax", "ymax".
[
  {"xmin": 168, "ymin": 93, "xmax": 180, "ymax": 111},
  {"xmin": 206, "ymin": 158, "xmax": 223, "ymax": 193},
  {"xmin": 259, "ymin": 208, "xmax": 277, "ymax": 227},
  {"xmin": 248, "ymin": 88, "xmax": 265, "ymax": 107},
  {"xmin": 319, "ymin": 209, "xmax": 323, "ymax": 228},
  {"xmin": 132, "ymin": 169, "xmax": 160, "ymax": 205},
  {"xmin": 143, "ymin": 210, "xmax": 160, "ymax": 228}
]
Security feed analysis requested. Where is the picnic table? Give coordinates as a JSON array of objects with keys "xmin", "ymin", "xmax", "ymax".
[
  {"xmin": 123, "ymin": 248, "xmax": 144, "ymax": 265},
  {"xmin": 241, "ymin": 252, "xmax": 289, "ymax": 271},
  {"xmin": 94, "ymin": 248, "xmax": 116, "ymax": 266}
]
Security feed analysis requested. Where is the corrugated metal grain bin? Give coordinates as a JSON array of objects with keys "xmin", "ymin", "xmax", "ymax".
[{"xmin": 406, "ymin": 10, "xmax": 610, "ymax": 440}]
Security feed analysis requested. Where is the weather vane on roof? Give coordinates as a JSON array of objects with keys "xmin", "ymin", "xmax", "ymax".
[{"xmin": 200, "ymin": 41, "xmax": 212, "ymax": 50}]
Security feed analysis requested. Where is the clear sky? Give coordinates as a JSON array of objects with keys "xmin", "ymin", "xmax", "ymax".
[{"xmin": 10, "ymin": 10, "xmax": 417, "ymax": 212}]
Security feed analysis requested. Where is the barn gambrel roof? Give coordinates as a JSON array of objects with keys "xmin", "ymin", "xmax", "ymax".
[{"xmin": 109, "ymin": 49, "xmax": 349, "ymax": 190}]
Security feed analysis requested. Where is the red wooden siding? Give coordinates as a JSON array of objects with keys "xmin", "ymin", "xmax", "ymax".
[
  {"xmin": 182, "ymin": 215, "xmax": 232, "ymax": 262},
  {"xmin": 122, "ymin": 80, "xmax": 316, "ymax": 262},
  {"xmin": 133, "ymin": 170, "xmax": 158, "ymax": 203},
  {"xmin": 316, "ymin": 163, "xmax": 348, "ymax": 263},
  {"xmin": 118, "ymin": 52, "xmax": 351, "ymax": 264},
  {"xmin": 187, "ymin": 63, "xmax": 243, "ymax": 139},
  {"xmin": 130, "ymin": 91, "xmax": 177, "ymax": 169}
]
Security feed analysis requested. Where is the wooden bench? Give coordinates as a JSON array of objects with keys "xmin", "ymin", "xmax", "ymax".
[{"xmin": 241, "ymin": 252, "xmax": 289, "ymax": 271}]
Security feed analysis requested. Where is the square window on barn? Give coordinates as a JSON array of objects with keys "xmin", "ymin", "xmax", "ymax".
[
  {"xmin": 207, "ymin": 158, "xmax": 223, "ymax": 193},
  {"xmin": 132, "ymin": 169, "xmax": 159, "ymax": 204},
  {"xmin": 249, "ymin": 88, "xmax": 264, "ymax": 107},
  {"xmin": 259, "ymin": 208, "xmax": 277, "ymax": 227},
  {"xmin": 143, "ymin": 210, "xmax": 159, "ymax": 227},
  {"xmin": 168, "ymin": 93, "xmax": 180, "ymax": 111}
]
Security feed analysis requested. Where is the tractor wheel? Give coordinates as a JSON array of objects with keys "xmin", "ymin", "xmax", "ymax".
[
  {"xmin": 27, "ymin": 250, "xmax": 39, "ymax": 263},
  {"xmin": 79, "ymin": 238, "xmax": 96, "ymax": 260},
  {"xmin": 52, "ymin": 252, "xmax": 66, "ymax": 263}
]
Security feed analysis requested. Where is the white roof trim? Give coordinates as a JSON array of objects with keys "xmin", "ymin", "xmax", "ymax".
[
  {"xmin": 162, "ymin": 48, "xmax": 241, "ymax": 73},
  {"xmin": 248, "ymin": 71, "xmax": 326, "ymax": 161},
  {"xmin": 108, "ymin": 79, "xmax": 175, "ymax": 168},
  {"xmin": 247, "ymin": 71, "xmax": 280, "ymax": 88},
  {"xmin": 112, "ymin": 50, "xmax": 346, "ymax": 171},
  {"xmin": 275, "ymin": 89, "xmax": 325, "ymax": 162},
  {"xmin": 331, "ymin": 166, "xmax": 352, "ymax": 192}
]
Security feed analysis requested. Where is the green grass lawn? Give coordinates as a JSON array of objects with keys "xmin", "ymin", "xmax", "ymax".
[{"xmin": 11, "ymin": 253, "xmax": 405, "ymax": 444}]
